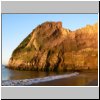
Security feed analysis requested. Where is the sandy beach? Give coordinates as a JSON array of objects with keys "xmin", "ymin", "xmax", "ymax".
[
  {"xmin": 86, "ymin": 80, "xmax": 98, "ymax": 86},
  {"xmin": 2, "ymin": 71, "xmax": 98, "ymax": 86},
  {"xmin": 31, "ymin": 72, "xmax": 98, "ymax": 86},
  {"xmin": 31, "ymin": 78, "xmax": 98, "ymax": 86}
]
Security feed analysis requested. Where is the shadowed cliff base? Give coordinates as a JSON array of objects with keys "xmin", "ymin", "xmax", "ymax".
[{"xmin": 7, "ymin": 21, "xmax": 98, "ymax": 71}]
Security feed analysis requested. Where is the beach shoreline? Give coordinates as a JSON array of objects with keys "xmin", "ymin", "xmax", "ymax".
[
  {"xmin": 31, "ymin": 79, "xmax": 98, "ymax": 86},
  {"xmin": 31, "ymin": 74, "xmax": 98, "ymax": 86},
  {"xmin": 2, "ymin": 71, "xmax": 98, "ymax": 86}
]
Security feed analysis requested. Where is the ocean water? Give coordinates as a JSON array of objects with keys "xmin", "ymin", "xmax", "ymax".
[
  {"xmin": 2, "ymin": 65, "xmax": 70, "ymax": 81},
  {"xmin": 2, "ymin": 65, "xmax": 98, "ymax": 86}
]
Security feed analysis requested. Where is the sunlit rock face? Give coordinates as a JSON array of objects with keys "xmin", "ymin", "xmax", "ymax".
[{"xmin": 8, "ymin": 21, "xmax": 98, "ymax": 71}]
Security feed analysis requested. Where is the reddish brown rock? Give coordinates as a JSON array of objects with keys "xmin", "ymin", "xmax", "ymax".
[{"xmin": 7, "ymin": 21, "xmax": 98, "ymax": 71}]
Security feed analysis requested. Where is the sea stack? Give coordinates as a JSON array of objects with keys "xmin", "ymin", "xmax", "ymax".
[{"xmin": 7, "ymin": 22, "xmax": 98, "ymax": 71}]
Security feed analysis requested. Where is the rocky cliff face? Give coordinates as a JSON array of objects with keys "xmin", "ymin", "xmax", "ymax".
[{"xmin": 8, "ymin": 22, "xmax": 98, "ymax": 71}]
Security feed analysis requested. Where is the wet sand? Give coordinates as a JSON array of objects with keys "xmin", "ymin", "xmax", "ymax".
[
  {"xmin": 31, "ymin": 71, "xmax": 98, "ymax": 86},
  {"xmin": 86, "ymin": 80, "xmax": 98, "ymax": 86},
  {"xmin": 31, "ymin": 78, "xmax": 98, "ymax": 86},
  {"xmin": 2, "ymin": 72, "xmax": 79, "ymax": 86},
  {"xmin": 2, "ymin": 68, "xmax": 98, "ymax": 86}
]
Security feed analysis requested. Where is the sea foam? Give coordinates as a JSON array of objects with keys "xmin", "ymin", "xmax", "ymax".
[{"xmin": 2, "ymin": 72, "xmax": 79, "ymax": 86}]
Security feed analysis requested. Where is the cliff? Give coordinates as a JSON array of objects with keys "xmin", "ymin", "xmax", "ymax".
[{"xmin": 7, "ymin": 22, "xmax": 98, "ymax": 71}]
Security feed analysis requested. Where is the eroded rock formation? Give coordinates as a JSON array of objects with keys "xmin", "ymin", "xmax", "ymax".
[{"xmin": 7, "ymin": 22, "xmax": 98, "ymax": 71}]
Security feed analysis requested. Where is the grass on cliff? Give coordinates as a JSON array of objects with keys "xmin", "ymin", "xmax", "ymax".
[{"xmin": 12, "ymin": 33, "xmax": 32, "ymax": 56}]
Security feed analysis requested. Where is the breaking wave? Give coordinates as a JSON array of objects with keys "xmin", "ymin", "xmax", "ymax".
[{"xmin": 2, "ymin": 72, "xmax": 79, "ymax": 86}]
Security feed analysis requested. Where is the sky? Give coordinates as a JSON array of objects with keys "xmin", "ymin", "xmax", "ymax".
[{"xmin": 2, "ymin": 14, "xmax": 98, "ymax": 65}]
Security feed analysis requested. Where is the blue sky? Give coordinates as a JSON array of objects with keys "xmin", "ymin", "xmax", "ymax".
[{"xmin": 2, "ymin": 14, "xmax": 98, "ymax": 65}]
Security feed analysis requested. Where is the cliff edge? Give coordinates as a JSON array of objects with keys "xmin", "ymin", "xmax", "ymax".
[{"xmin": 8, "ymin": 22, "xmax": 98, "ymax": 71}]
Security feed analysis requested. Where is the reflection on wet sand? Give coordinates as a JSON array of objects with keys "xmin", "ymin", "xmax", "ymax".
[
  {"xmin": 31, "ymin": 71, "xmax": 98, "ymax": 86},
  {"xmin": 2, "ymin": 65, "xmax": 98, "ymax": 86}
]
